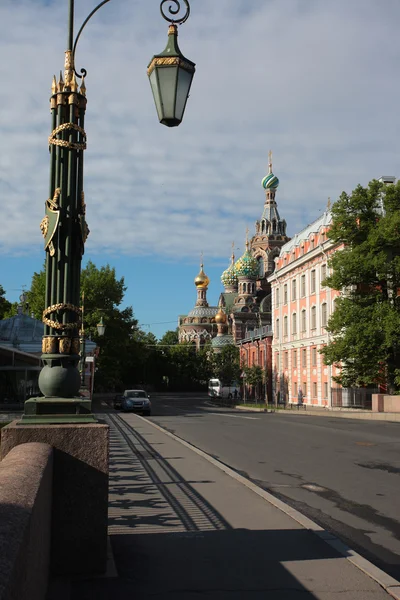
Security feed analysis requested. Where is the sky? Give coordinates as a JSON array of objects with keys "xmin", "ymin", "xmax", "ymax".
[{"xmin": 1, "ymin": 0, "xmax": 400, "ymax": 339}]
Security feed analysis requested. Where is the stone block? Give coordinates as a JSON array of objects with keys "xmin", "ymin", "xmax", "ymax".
[{"xmin": 1, "ymin": 421, "xmax": 109, "ymax": 576}]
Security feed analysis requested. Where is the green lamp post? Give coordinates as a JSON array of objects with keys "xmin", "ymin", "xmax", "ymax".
[
  {"xmin": 148, "ymin": 1, "xmax": 196, "ymax": 127},
  {"xmin": 21, "ymin": 0, "xmax": 194, "ymax": 424}
]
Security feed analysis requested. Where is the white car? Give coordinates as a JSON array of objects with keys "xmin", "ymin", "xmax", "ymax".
[{"xmin": 121, "ymin": 390, "xmax": 151, "ymax": 416}]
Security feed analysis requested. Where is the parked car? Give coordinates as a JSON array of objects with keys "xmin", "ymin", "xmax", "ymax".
[{"xmin": 121, "ymin": 390, "xmax": 151, "ymax": 416}]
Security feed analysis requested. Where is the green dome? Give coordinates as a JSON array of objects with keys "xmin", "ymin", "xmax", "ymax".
[
  {"xmin": 221, "ymin": 254, "xmax": 238, "ymax": 288},
  {"xmin": 234, "ymin": 246, "xmax": 258, "ymax": 278}
]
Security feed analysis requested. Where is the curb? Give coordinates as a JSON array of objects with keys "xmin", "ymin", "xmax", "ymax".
[{"xmin": 136, "ymin": 413, "xmax": 400, "ymax": 599}]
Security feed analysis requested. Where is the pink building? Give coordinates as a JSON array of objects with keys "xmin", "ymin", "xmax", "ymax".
[{"xmin": 268, "ymin": 209, "xmax": 342, "ymax": 406}]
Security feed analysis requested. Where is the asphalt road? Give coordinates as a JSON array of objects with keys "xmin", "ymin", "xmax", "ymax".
[{"xmin": 147, "ymin": 392, "xmax": 400, "ymax": 581}]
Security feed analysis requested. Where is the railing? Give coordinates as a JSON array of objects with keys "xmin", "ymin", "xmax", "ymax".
[
  {"xmin": 241, "ymin": 325, "xmax": 272, "ymax": 343},
  {"xmin": 331, "ymin": 387, "xmax": 379, "ymax": 410}
]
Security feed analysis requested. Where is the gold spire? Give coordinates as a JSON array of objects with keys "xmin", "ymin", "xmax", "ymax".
[
  {"xmin": 57, "ymin": 71, "xmax": 64, "ymax": 92},
  {"xmin": 51, "ymin": 75, "xmax": 57, "ymax": 95},
  {"xmin": 327, "ymin": 197, "xmax": 331, "ymax": 210},
  {"xmin": 231, "ymin": 241, "xmax": 235, "ymax": 263},
  {"xmin": 268, "ymin": 149, "xmax": 273, "ymax": 174},
  {"xmin": 80, "ymin": 77, "xmax": 86, "ymax": 97},
  {"xmin": 215, "ymin": 306, "xmax": 227, "ymax": 324},
  {"xmin": 194, "ymin": 257, "xmax": 210, "ymax": 289},
  {"xmin": 245, "ymin": 226, "xmax": 250, "ymax": 250},
  {"xmin": 64, "ymin": 49, "xmax": 74, "ymax": 89},
  {"xmin": 70, "ymin": 73, "xmax": 78, "ymax": 93}
]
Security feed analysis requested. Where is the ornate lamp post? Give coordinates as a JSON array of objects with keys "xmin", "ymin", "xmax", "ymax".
[{"xmin": 22, "ymin": 0, "xmax": 194, "ymax": 424}]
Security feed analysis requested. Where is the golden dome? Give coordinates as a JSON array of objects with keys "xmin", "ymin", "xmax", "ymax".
[
  {"xmin": 194, "ymin": 263, "xmax": 210, "ymax": 289},
  {"xmin": 215, "ymin": 307, "xmax": 227, "ymax": 324}
]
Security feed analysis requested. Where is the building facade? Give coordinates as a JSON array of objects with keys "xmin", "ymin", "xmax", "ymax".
[{"xmin": 268, "ymin": 209, "xmax": 342, "ymax": 406}]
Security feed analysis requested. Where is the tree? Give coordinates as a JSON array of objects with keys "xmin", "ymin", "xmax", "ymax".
[
  {"xmin": 211, "ymin": 344, "xmax": 241, "ymax": 385},
  {"xmin": 243, "ymin": 364, "xmax": 264, "ymax": 399},
  {"xmin": 0, "ymin": 285, "xmax": 12, "ymax": 320},
  {"xmin": 321, "ymin": 179, "xmax": 400, "ymax": 392},
  {"xmin": 159, "ymin": 329, "xmax": 179, "ymax": 346},
  {"xmin": 25, "ymin": 260, "xmax": 141, "ymax": 390}
]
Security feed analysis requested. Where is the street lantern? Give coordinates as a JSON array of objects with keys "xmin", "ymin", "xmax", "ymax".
[
  {"xmin": 148, "ymin": 1, "xmax": 195, "ymax": 127},
  {"xmin": 21, "ymin": 0, "xmax": 198, "ymax": 425},
  {"xmin": 97, "ymin": 316, "xmax": 106, "ymax": 337}
]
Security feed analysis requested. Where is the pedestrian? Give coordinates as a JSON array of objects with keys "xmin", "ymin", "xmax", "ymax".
[
  {"xmin": 298, "ymin": 388, "xmax": 303, "ymax": 404},
  {"xmin": 234, "ymin": 389, "xmax": 238, "ymax": 400}
]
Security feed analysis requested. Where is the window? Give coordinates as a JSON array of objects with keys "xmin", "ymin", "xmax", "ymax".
[
  {"xmin": 310, "ymin": 270, "xmax": 316, "ymax": 293},
  {"xmin": 301, "ymin": 274, "xmax": 306, "ymax": 297},
  {"xmin": 311, "ymin": 306, "xmax": 317, "ymax": 330},
  {"xmin": 321, "ymin": 303, "xmax": 327, "ymax": 327},
  {"xmin": 302, "ymin": 349, "xmax": 307, "ymax": 368},
  {"xmin": 284, "ymin": 351, "xmax": 288, "ymax": 368},
  {"xmin": 303, "ymin": 382, "xmax": 307, "ymax": 396},
  {"xmin": 321, "ymin": 264, "xmax": 327, "ymax": 285},
  {"xmin": 276, "ymin": 352, "xmax": 280, "ymax": 367},
  {"xmin": 301, "ymin": 309, "xmax": 307, "ymax": 332},
  {"xmin": 311, "ymin": 347, "xmax": 317, "ymax": 366},
  {"xmin": 324, "ymin": 382, "xmax": 328, "ymax": 398},
  {"xmin": 284, "ymin": 284, "xmax": 288, "ymax": 304},
  {"xmin": 312, "ymin": 382, "xmax": 317, "ymax": 397},
  {"xmin": 276, "ymin": 288, "xmax": 280, "ymax": 307},
  {"xmin": 292, "ymin": 312, "xmax": 297, "ymax": 334},
  {"xmin": 283, "ymin": 315, "xmax": 288, "ymax": 336},
  {"xmin": 292, "ymin": 279, "xmax": 297, "ymax": 301},
  {"xmin": 294, "ymin": 382, "xmax": 298, "ymax": 396},
  {"xmin": 293, "ymin": 349, "xmax": 297, "ymax": 364},
  {"xmin": 275, "ymin": 319, "xmax": 280, "ymax": 339},
  {"xmin": 310, "ymin": 237, "xmax": 315, "ymax": 249}
]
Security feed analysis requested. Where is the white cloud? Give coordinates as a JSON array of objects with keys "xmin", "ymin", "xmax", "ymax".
[{"xmin": 1, "ymin": 0, "xmax": 400, "ymax": 262}]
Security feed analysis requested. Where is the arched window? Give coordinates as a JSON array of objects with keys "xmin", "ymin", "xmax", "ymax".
[
  {"xmin": 257, "ymin": 256, "xmax": 265, "ymax": 277},
  {"xmin": 283, "ymin": 315, "xmax": 288, "ymax": 336},
  {"xmin": 311, "ymin": 306, "xmax": 317, "ymax": 330},
  {"xmin": 275, "ymin": 319, "xmax": 280, "ymax": 339},
  {"xmin": 243, "ymin": 282, "xmax": 247, "ymax": 293},
  {"xmin": 292, "ymin": 312, "xmax": 297, "ymax": 334}
]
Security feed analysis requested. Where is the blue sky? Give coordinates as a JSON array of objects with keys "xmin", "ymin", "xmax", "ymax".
[{"xmin": 1, "ymin": 0, "xmax": 400, "ymax": 339}]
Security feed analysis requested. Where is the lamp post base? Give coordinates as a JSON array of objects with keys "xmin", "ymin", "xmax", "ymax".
[{"xmin": 20, "ymin": 397, "xmax": 97, "ymax": 424}]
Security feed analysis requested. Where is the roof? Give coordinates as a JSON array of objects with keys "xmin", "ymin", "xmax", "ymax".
[{"xmin": 280, "ymin": 210, "xmax": 332, "ymax": 254}]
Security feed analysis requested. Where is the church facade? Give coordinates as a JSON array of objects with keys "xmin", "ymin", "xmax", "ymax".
[{"xmin": 178, "ymin": 153, "xmax": 289, "ymax": 349}]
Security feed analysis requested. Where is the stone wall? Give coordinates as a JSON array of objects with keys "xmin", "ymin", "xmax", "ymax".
[{"xmin": 0, "ymin": 442, "xmax": 53, "ymax": 600}]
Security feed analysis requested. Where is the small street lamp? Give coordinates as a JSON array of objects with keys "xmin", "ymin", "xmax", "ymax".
[
  {"xmin": 22, "ymin": 0, "xmax": 195, "ymax": 424},
  {"xmin": 96, "ymin": 316, "xmax": 106, "ymax": 337},
  {"xmin": 148, "ymin": 1, "xmax": 195, "ymax": 127}
]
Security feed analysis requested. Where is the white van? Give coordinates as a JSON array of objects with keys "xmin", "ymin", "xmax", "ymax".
[{"xmin": 208, "ymin": 379, "xmax": 240, "ymax": 400}]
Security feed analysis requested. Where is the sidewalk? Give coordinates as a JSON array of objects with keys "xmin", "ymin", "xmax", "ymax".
[{"xmin": 71, "ymin": 411, "xmax": 400, "ymax": 600}]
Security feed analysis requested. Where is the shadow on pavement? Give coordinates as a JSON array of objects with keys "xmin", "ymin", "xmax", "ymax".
[{"xmin": 70, "ymin": 413, "xmax": 348, "ymax": 600}]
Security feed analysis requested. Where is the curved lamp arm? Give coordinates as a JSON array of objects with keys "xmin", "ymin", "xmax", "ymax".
[
  {"xmin": 72, "ymin": 0, "xmax": 111, "ymax": 79},
  {"xmin": 160, "ymin": 0, "xmax": 190, "ymax": 25}
]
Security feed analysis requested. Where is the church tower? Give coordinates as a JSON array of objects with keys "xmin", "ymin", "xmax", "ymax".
[{"xmin": 251, "ymin": 151, "xmax": 290, "ymax": 292}]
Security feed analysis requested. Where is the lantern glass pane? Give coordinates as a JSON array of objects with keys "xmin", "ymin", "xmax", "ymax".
[
  {"xmin": 175, "ymin": 68, "xmax": 193, "ymax": 122},
  {"xmin": 157, "ymin": 66, "xmax": 178, "ymax": 119},
  {"xmin": 149, "ymin": 69, "xmax": 163, "ymax": 121}
]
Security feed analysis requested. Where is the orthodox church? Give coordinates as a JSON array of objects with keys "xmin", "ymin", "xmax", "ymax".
[{"xmin": 178, "ymin": 153, "xmax": 289, "ymax": 350}]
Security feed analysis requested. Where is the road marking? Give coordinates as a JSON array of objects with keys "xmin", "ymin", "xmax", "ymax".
[{"xmin": 208, "ymin": 413, "xmax": 259, "ymax": 420}]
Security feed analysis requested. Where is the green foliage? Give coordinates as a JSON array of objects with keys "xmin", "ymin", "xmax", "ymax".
[
  {"xmin": 0, "ymin": 285, "xmax": 12, "ymax": 320},
  {"xmin": 26, "ymin": 264, "xmax": 46, "ymax": 320},
  {"xmin": 321, "ymin": 179, "xmax": 400, "ymax": 391},
  {"xmin": 210, "ymin": 344, "xmax": 241, "ymax": 385},
  {"xmin": 159, "ymin": 340, "xmax": 213, "ymax": 391},
  {"xmin": 243, "ymin": 364, "xmax": 264, "ymax": 387},
  {"xmin": 159, "ymin": 329, "xmax": 179, "ymax": 346}
]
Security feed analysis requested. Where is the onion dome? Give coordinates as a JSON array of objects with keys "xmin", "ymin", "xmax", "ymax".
[
  {"xmin": 261, "ymin": 150, "xmax": 279, "ymax": 190},
  {"xmin": 194, "ymin": 263, "xmax": 210, "ymax": 289},
  {"xmin": 221, "ymin": 252, "xmax": 238, "ymax": 288},
  {"xmin": 215, "ymin": 307, "xmax": 227, "ymax": 324},
  {"xmin": 234, "ymin": 241, "xmax": 258, "ymax": 278}
]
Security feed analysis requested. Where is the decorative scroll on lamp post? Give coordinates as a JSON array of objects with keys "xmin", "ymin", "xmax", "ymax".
[{"xmin": 21, "ymin": 0, "xmax": 194, "ymax": 424}]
